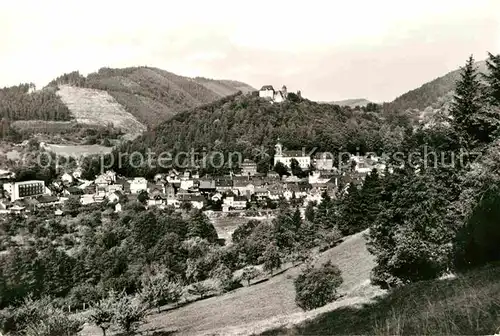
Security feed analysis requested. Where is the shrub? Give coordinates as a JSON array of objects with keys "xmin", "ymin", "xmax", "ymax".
[
  {"xmin": 0, "ymin": 297, "xmax": 83, "ymax": 336},
  {"xmin": 24, "ymin": 308, "xmax": 83, "ymax": 336},
  {"xmin": 241, "ymin": 266, "xmax": 262, "ymax": 286},
  {"xmin": 294, "ymin": 261, "xmax": 343, "ymax": 310},
  {"xmin": 187, "ymin": 281, "xmax": 218, "ymax": 299},
  {"xmin": 210, "ymin": 264, "xmax": 238, "ymax": 293},
  {"xmin": 66, "ymin": 283, "xmax": 104, "ymax": 310},
  {"xmin": 0, "ymin": 296, "xmax": 51, "ymax": 334}
]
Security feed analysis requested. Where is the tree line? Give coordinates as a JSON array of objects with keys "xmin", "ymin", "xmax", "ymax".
[
  {"xmin": 0, "ymin": 84, "xmax": 72, "ymax": 121},
  {"xmin": 362, "ymin": 52, "xmax": 500, "ymax": 287}
]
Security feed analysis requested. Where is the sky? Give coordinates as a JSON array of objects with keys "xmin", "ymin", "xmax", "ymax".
[{"xmin": 1, "ymin": 0, "xmax": 499, "ymax": 102}]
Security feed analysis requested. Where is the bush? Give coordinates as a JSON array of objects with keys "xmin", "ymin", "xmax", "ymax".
[
  {"xmin": 0, "ymin": 296, "xmax": 51, "ymax": 334},
  {"xmin": 187, "ymin": 281, "xmax": 218, "ymax": 299},
  {"xmin": 210, "ymin": 264, "xmax": 239, "ymax": 293},
  {"xmin": 294, "ymin": 261, "xmax": 343, "ymax": 310},
  {"xmin": 241, "ymin": 266, "xmax": 262, "ymax": 286},
  {"xmin": 24, "ymin": 308, "xmax": 83, "ymax": 336},
  {"xmin": 66, "ymin": 283, "xmax": 104, "ymax": 310},
  {"xmin": 0, "ymin": 297, "xmax": 83, "ymax": 336}
]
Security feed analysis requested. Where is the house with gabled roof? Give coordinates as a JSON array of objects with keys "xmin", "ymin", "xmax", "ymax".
[
  {"xmin": 177, "ymin": 193, "xmax": 205, "ymax": 209},
  {"xmin": 254, "ymin": 186, "xmax": 270, "ymax": 199},
  {"xmin": 215, "ymin": 179, "xmax": 233, "ymax": 192},
  {"xmin": 35, "ymin": 195, "xmax": 60, "ymax": 208},
  {"xmin": 64, "ymin": 186, "xmax": 83, "ymax": 196},
  {"xmin": 199, "ymin": 180, "xmax": 216, "ymax": 193}
]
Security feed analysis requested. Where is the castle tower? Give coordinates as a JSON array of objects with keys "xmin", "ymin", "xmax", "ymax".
[
  {"xmin": 275, "ymin": 138, "xmax": 283, "ymax": 156},
  {"xmin": 281, "ymin": 85, "xmax": 287, "ymax": 99}
]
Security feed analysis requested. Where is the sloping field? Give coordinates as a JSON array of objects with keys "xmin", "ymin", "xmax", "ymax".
[
  {"xmin": 80, "ymin": 230, "xmax": 381, "ymax": 336},
  {"xmin": 56, "ymin": 85, "xmax": 146, "ymax": 138},
  {"xmin": 44, "ymin": 143, "xmax": 113, "ymax": 157}
]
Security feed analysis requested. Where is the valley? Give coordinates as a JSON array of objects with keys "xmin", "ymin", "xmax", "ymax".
[{"xmin": 0, "ymin": 42, "xmax": 499, "ymax": 336}]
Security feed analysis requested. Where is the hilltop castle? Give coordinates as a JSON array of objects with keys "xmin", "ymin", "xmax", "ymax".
[{"xmin": 259, "ymin": 85, "xmax": 288, "ymax": 103}]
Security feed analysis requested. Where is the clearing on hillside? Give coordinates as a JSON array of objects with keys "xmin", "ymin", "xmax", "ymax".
[
  {"xmin": 42, "ymin": 143, "xmax": 113, "ymax": 157},
  {"xmin": 56, "ymin": 85, "xmax": 146, "ymax": 139},
  {"xmin": 80, "ymin": 230, "xmax": 382, "ymax": 336}
]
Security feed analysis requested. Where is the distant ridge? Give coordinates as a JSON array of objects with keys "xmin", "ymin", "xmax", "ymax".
[
  {"xmin": 384, "ymin": 61, "xmax": 487, "ymax": 113},
  {"xmin": 47, "ymin": 67, "xmax": 256, "ymax": 129},
  {"xmin": 380, "ymin": 60, "xmax": 488, "ymax": 124},
  {"xmin": 329, "ymin": 98, "xmax": 372, "ymax": 108}
]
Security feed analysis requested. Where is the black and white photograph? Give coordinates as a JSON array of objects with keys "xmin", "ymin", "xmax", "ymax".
[{"xmin": 0, "ymin": 0, "xmax": 499, "ymax": 335}]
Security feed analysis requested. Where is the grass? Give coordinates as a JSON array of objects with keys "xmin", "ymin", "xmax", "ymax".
[
  {"xmin": 261, "ymin": 263, "xmax": 500, "ymax": 336},
  {"xmin": 208, "ymin": 213, "xmax": 275, "ymax": 243},
  {"xmin": 79, "ymin": 231, "xmax": 376, "ymax": 336}
]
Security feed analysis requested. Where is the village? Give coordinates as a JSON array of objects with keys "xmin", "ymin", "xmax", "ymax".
[{"xmin": 0, "ymin": 139, "xmax": 386, "ymax": 216}]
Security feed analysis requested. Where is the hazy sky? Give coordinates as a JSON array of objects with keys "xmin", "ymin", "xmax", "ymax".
[{"xmin": 1, "ymin": 0, "xmax": 499, "ymax": 102}]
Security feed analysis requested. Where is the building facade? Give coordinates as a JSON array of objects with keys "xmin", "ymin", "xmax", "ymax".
[
  {"xmin": 259, "ymin": 85, "xmax": 288, "ymax": 103},
  {"xmin": 314, "ymin": 152, "xmax": 335, "ymax": 171},
  {"xmin": 4, "ymin": 180, "xmax": 46, "ymax": 202},
  {"xmin": 274, "ymin": 140, "xmax": 311, "ymax": 169},
  {"xmin": 240, "ymin": 159, "xmax": 258, "ymax": 176}
]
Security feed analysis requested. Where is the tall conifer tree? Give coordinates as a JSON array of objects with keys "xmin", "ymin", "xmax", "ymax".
[
  {"xmin": 451, "ymin": 55, "xmax": 500, "ymax": 145},
  {"xmin": 485, "ymin": 52, "xmax": 500, "ymax": 106},
  {"xmin": 450, "ymin": 55, "xmax": 483, "ymax": 137}
]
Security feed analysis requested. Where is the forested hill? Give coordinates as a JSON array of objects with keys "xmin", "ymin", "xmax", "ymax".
[
  {"xmin": 0, "ymin": 84, "xmax": 72, "ymax": 121},
  {"xmin": 383, "ymin": 61, "xmax": 487, "ymax": 115},
  {"xmin": 116, "ymin": 93, "xmax": 409, "ymax": 173},
  {"xmin": 48, "ymin": 67, "xmax": 255, "ymax": 128}
]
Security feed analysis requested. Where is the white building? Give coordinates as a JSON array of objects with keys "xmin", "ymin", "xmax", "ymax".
[
  {"xmin": 61, "ymin": 173, "xmax": 74, "ymax": 184},
  {"xmin": 274, "ymin": 140, "xmax": 311, "ymax": 170},
  {"xmin": 95, "ymin": 170, "xmax": 116, "ymax": 186},
  {"xmin": 72, "ymin": 167, "xmax": 83, "ymax": 179},
  {"xmin": 240, "ymin": 159, "xmax": 258, "ymax": 176},
  {"xmin": 308, "ymin": 171, "xmax": 332, "ymax": 185},
  {"xmin": 3, "ymin": 180, "xmax": 46, "ymax": 202},
  {"xmin": 223, "ymin": 196, "xmax": 247, "ymax": 210},
  {"xmin": 0, "ymin": 169, "xmax": 14, "ymax": 180},
  {"xmin": 259, "ymin": 85, "xmax": 287, "ymax": 103},
  {"xmin": 130, "ymin": 177, "xmax": 148, "ymax": 194},
  {"xmin": 314, "ymin": 152, "xmax": 335, "ymax": 171},
  {"xmin": 180, "ymin": 179, "xmax": 194, "ymax": 191}
]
